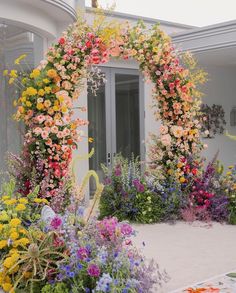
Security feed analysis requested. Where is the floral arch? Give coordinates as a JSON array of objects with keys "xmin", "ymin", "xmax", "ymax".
[{"xmin": 7, "ymin": 15, "xmax": 203, "ymax": 210}]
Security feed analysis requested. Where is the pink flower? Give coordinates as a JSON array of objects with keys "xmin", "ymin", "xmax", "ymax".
[
  {"xmin": 51, "ymin": 126, "xmax": 59, "ymax": 134},
  {"xmin": 62, "ymin": 81, "xmax": 72, "ymax": 90},
  {"xmin": 77, "ymin": 247, "xmax": 89, "ymax": 260},
  {"xmin": 159, "ymin": 125, "xmax": 168, "ymax": 135},
  {"xmin": 120, "ymin": 223, "xmax": 133, "ymax": 236},
  {"xmin": 41, "ymin": 131, "xmax": 49, "ymax": 140},
  {"xmin": 50, "ymin": 216, "xmax": 62, "ymax": 229},
  {"xmin": 87, "ymin": 264, "xmax": 100, "ymax": 277},
  {"xmin": 161, "ymin": 134, "xmax": 171, "ymax": 146},
  {"xmin": 34, "ymin": 127, "xmax": 42, "ymax": 135},
  {"xmin": 171, "ymin": 126, "xmax": 183, "ymax": 138},
  {"xmin": 37, "ymin": 115, "xmax": 46, "ymax": 124}
]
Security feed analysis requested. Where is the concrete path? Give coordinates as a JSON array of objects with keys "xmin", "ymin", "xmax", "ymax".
[{"xmin": 133, "ymin": 221, "xmax": 236, "ymax": 292}]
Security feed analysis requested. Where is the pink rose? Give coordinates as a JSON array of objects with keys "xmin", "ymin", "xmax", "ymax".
[
  {"xmin": 159, "ymin": 125, "xmax": 168, "ymax": 135},
  {"xmin": 161, "ymin": 134, "xmax": 171, "ymax": 146}
]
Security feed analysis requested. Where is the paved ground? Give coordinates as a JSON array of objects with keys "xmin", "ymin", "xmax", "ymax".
[{"xmin": 132, "ymin": 221, "xmax": 236, "ymax": 292}]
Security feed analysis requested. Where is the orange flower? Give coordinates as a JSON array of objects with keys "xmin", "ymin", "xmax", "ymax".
[{"xmin": 47, "ymin": 69, "xmax": 57, "ymax": 79}]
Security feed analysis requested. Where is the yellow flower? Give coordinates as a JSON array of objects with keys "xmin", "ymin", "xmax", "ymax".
[
  {"xmin": 30, "ymin": 69, "xmax": 40, "ymax": 79},
  {"xmin": 14, "ymin": 54, "xmax": 27, "ymax": 65},
  {"xmin": 34, "ymin": 198, "xmax": 42, "ymax": 203},
  {"xmin": 10, "ymin": 232, "xmax": 19, "ymax": 240},
  {"xmin": 9, "ymin": 248, "xmax": 18, "ymax": 255},
  {"xmin": 19, "ymin": 228, "xmax": 27, "ymax": 234},
  {"xmin": 18, "ymin": 198, "xmax": 28, "ymax": 204},
  {"xmin": 9, "ymin": 264, "xmax": 19, "ymax": 274},
  {"xmin": 48, "ymin": 108, "xmax": 54, "ymax": 115},
  {"xmin": 2, "ymin": 195, "xmax": 10, "ymax": 200},
  {"xmin": 2, "ymin": 282, "xmax": 13, "ymax": 292},
  {"xmin": 36, "ymin": 103, "xmax": 44, "ymax": 110},
  {"xmin": 43, "ymin": 78, "xmax": 50, "ymax": 84},
  {"xmin": 61, "ymin": 106, "xmax": 67, "ymax": 113},
  {"xmin": 4, "ymin": 199, "xmax": 17, "ymax": 205},
  {"xmin": 42, "ymin": 199, "xmax": 49, "ymax": 204},
  {"xmin": 153, "ymin": 46, "xmax": 159, "ymax": 53},
  {"xmin": 0, "ymin": 224, "xmax": 3, "ymax": 232},
  {"xmin": 44, "ymin": 87, "xmax": 51, "ymax": 94},
  {"xmin": 9, "ymin": 78, "xmax": 15, "ymax": 85},
  {"xmin": 179, "ymin": 177, "xmax": 186, "ymax": 183},
  {"xmin": 22, "ymin": 77, "xmax": 28, "ymax": 84},
  {"xmin": 44, "ymin": 100, "xmax": 51, "ymax": 108},
  {"xmin": 9, "ymin": 70, "xmax": 17, "ymax": 78},
  {"xmin": 0, "ymin": 212, "xmax": 10, "ymax": 222},
  {"xmin": 17, "ymin": 237, "xmax": 29, "ymax": 246},
  {"xmin": 58, "ymin": 95, "xmax": 64, "ymax": 103},
  {"xmin": 13, "ymin": 100, "xmax": 18, "ymax": 107},
  {"xmin": 88, "ymin": 137, "xmax": 94, "ymax": 143},
  {"xmin": 47, "ymin": 69, "xmax": 57, "ymax": 78},
  {"xmin": 15, "ymin": 204, "xmax": 26, "ymax": 212},
  {"xmin": 25, "ymin": 101, "xmax": 32, "ymax": 107},
  {"xmin": 167, "ymin": 169, "xmax": 173, "ymax": 175},
  {"xmin": 3, "ymin": 257, "xmax": 15, "ymax": 268},
  {"xmin": 9, "ymin": 218, "xmax": 21, "ymax": 228},
  {"xmin": 53, "ymin": 105, "xmax": 59, "ymax": 111},
  {"xmin": 3, "ymin": 69, "xmax": 8, "ymax": 76},
  {"xmin": 26, "ymin": 87, "xmax": 37, "ymax": 96},
  {"xmin": 38, "ymin": 89, "xmax": 45, "ymax": 96},
  {"xmin": 0, "ymin": 240, "xmax": 8, "ymax": 249},
  {"xmin": 226, "ymin": 171, "xmax": 232, "ymax": 176}
]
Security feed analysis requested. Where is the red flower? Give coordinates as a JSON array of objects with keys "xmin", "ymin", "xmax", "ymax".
[
  {"xmin": 58, "ymin": 37, "xmax": 65, "ymax": 45},
  {"xmin": 192, "ymin": 168, "xmax": 198, "ymax": 175},
  {"xmin": 85, "ymin": 40, "xmax": 92, "ymax": 48}
]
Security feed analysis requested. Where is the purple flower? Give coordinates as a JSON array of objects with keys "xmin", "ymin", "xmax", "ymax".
[
  {"xmin": 114, "ymin": 165, "xmax": 121, "ymax": 176},
  {"xmin": 120, "ymin": 223, "xmax": 133, "ymax": 236},
  {"xmin": 77, "ymin": 247, "xmax": 89, "ymax": 260},
  {"xmin": 132, "ymin": 179, "xmax": 145, "ymax": 193},
  {"xmin": 87, "ymin": 263, "xmax": 100, "ymax": 277},
  {"xmin": 50, "ymin": 216, "xmax": 62, "ymax": 229},
  {"xmin": 104, "ymin": 177, "xmax": 112, "ymax": 185},
  {"xmin": 137, "ymin": 184, "xmax": 145, "ymax": 193}
]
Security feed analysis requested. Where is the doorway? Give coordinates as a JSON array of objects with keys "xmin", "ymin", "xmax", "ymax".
[{"xmin": 88, "ymin": 67, "xmax": 144, "ymax": 193}]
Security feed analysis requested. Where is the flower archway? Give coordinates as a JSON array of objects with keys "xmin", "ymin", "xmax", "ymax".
[{"xmin": 8, "ymin": 15, "xmax": 203, "ymax": 210}]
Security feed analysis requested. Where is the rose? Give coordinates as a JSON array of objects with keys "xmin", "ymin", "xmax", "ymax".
[
  {"xmin": 159, "ymin": 125, "xmax": 168, "ymax": 135},
  {"xmin": 58, "ymin": 37, "xmax": 65, "ymax": 45},
  {"xmin": 161, "ymin": 134, "xmax": 171, "ymax": 146}
]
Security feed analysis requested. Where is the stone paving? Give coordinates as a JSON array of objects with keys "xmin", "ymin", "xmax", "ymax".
[{"xmin": 172, "ymin": 271, "xmax": 236, "ymax": 292}]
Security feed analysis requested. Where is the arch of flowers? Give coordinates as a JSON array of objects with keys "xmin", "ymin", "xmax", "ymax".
[{"xmin": 10, "ymin": 15, "xmax": 203, "ymax": 210}]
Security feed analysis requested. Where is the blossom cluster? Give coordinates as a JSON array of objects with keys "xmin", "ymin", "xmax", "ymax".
[{"xmin": 111, "ymin": 21, "xmax": 205, "ymax": 176}]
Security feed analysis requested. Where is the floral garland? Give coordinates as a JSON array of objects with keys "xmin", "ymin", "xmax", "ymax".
[{"xmin": 6, "ymin": 16, "xmax": 204, "ymax": 205}]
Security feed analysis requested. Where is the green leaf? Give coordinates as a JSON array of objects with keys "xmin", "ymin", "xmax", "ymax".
[{"xmin": 226, "ymin": 272, "xmax": 236, "ymax": 278}]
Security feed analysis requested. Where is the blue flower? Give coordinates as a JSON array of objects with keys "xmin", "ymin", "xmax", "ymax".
[
  {"xmin": 77, "ymin": 263, "xmax": 83, "ymax": 270},
  {"xmin": 96, "ymin": 273, "xmax": 113, "ymax": 292}
]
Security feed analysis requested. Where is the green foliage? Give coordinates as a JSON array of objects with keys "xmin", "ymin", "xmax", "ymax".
[
  {"xmin": 42, "ymin": 282, "xmax": 70, "ymax": 293},
  {"xmin": 99, "ymin": 155, "xmax": 163, "ymax": 223}
]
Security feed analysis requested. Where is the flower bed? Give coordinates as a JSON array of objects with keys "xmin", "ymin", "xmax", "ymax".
[
  {"xmin": 0, "ymin": 180, "xmax": 163, "ymax": 292},
  {"xmin": 100, "ymin": 155, "xmax": 236, "ymax": 224}
]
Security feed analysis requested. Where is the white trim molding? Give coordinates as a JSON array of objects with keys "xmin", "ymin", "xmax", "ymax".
[{"xmin": 172, "ymin": 20, "xmax": 236, "ymax": 53}]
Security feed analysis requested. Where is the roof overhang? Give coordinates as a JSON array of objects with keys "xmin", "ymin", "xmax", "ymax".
[{"xmin": 172, "ymin": 20, "xmax": 236, "ymax": 53}]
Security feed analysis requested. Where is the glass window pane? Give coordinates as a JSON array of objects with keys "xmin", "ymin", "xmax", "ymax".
[
  {"xmin": 88, "ymin": 78, "xmax": 107, "ymax": 194},
  {"xmin": 115, "ymin": 74, "xmax": 140, "ymax": 159}
]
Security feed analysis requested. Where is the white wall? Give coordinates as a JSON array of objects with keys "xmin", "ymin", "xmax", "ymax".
[{"xmin": 198, "ymin": 64, "xmax": 236, "ymax": 167}]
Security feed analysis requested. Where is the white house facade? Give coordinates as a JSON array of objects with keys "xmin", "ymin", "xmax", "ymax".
[{"xmin": 0, "ymin": 1, "xmax": 235, "ymax": 199}]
